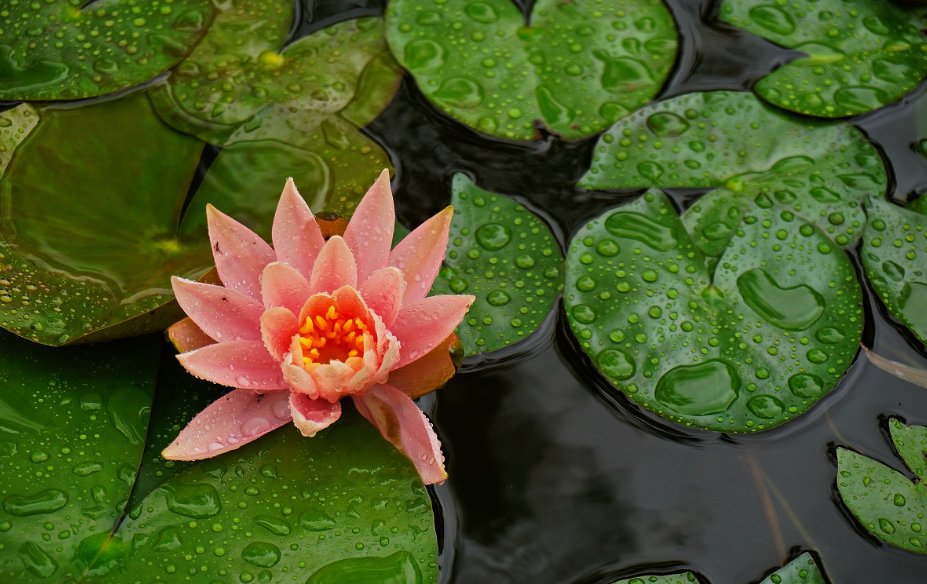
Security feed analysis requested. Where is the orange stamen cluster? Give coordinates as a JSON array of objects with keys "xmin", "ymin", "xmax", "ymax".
[{"xmin": 298, "ymin": 304, "xmax": 368, "ymax": 370}]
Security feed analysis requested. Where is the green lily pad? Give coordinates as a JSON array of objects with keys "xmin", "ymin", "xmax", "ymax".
[
  {"xmin": 862, "ymin": 195, "xmax": 927, "ymax": 345},
  {"xmin": 564, "ymin": 190, "xmax": 862, "ymax": 432},
  {"xmin": 759, "ymin": 553, "xmax": 826, "ymax": 584},
  {"xmin": 0, "ymin": 105, "xmax": 39, "ymax": 174},
  {"xmin": 105, "ymin": 407, "xmax": 438, "ymax": 583},
  {"xmin": 610, "ymin": 573, "xmax": 697, "ymax": 584},
  {"xmin": 385, "ymin": 0, "xmax": 678, "ymax": 141},
  {"xmin": 720, "ymin": 0, "xmax": 927, "ymax": 118},
  {"xmin": 0, "ymin": 0, "xmax": 214, "ymax": 101},
  {"xmin": 0, "ymin": 328, "xmax": 161, "ymax": 582},
  {"xmin": 0, "ymin": 90, "xmax": 209, "ymax": 346},
  {"xmin": 837, "ymin": 418, "xmax": 927, "ymax": 555},
  {"xmin": 430, "ymin": 175, "xmax": 563, "ymax": 355},
  {"xmin": 579, "ymin": 91, "xmax": 886, "ymax": 257}
]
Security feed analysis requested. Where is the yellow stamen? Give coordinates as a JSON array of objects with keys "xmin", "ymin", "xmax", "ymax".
[{"xmin": 297, "ymin": 300, "xmax": 373, "ymax": 370}]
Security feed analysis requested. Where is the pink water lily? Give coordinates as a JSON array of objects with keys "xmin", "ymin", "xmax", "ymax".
[{"xmin": 162, "ymin": 170, "xmax": 474, "ymax": 485}]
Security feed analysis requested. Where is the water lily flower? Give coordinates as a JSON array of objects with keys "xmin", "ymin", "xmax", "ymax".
[{"xmin": 162, "ymin": 170, "xmax": 474, "ymax": 484}]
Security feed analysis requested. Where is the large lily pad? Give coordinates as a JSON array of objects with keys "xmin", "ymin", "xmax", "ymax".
[
  {"xmin": 564, "ymin": 190, "xmax": 862, "ymax": 432},
  {"xmin": 430, "ymin": 175, "xmax": 563, "ymax": 355},
  {"xmin": 0, "ymin": 0, "xmax": 214, "ymax": 101},
  {"xmin": 759, "ymin": 553, "xmax": 826, "ymax": 584},
  {"xmin": 0, "ymin": 328, "xmax": 161, "ymax": 581},
  {"xmin": 862, "ymin": 195, "xmax": 927, "ymax": 346},
  {"xmin": 837, "ymin": 418, "xmax": 927, "ymax": 555},
  {"xmin": 720, "ymin": 0, "xmax": 927, "ymax": 118},
  {"xmin": 385, "ymin": 0, "xmax": 678, "ymax": 141},
  {"xmin": 579, "ymin": 91, "xmax": 887, "ymax": 257}
]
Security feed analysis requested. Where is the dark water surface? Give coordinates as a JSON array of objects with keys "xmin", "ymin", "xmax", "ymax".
[{"xmin": 359, "ymin": 0, "xmax": 927, "ymax": 582}]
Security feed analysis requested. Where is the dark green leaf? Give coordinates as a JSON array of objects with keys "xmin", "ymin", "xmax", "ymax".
[
  {"xmin": 579, "ymin": 91, "xmax": 886, "ymax": 256},
  {"xmin": 564, "ymin": 190, "xmax": 862, "ymax": 432},
  {"xmin": 386, "ymin": 0, "xmax": 677, "ymax": 141},
  {"xmin": 720, "ymin": 0, "xmax": 927, "ymax": 117},
  {"xmin": 0, "ymin": 0, "xmax": 214, "ymax": 101},
  {"xmin": 759, "ymin": 553, "xmax": 826, "ymax": 584},
  {"xmin": 430, "ymin": 175, "xmax": 563, "ymax": 355},
  {"xmin": 610, "ymin": 573, "xmax": 697, "ymax": 584}
]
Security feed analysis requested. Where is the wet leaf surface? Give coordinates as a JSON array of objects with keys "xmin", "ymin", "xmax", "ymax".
[
  {"xmin": 580, "ymin": 91, "xmax": 886, "ymax": 257},
  {"xmin": 430, "ymin": 175, "xmax": 562, "ymax": 355},
  {"xmin": 837, "ymin": 418, "xmax": 927, "ymax": 555},
  {"xmin": 564, "ymin": 190, "xmax": 862, "ymax": 432},
  {"xmin": 609, "ymin": 573, "xmax": 697, "ymax": 584},
  {"xmin": 385, "ymin": 0, "xmax": 677, "ymax": 141},
  {"xmin": 862, "ymin": 195, "xmax": 927, "ymax": 346},
  {"xmin": 0, "ymin": 328, "xmax": 161, "ymax": 581},
  {"xmin": 721, "ymin": 0, "xmax": 927, "ymax": 117},
  {"xmin": 0, "ymin": 0, "xmax": 214, "ymax": 101},
  {"xmin": 758, "ymin": 552, "xmax": 826, "ymax": 584}
]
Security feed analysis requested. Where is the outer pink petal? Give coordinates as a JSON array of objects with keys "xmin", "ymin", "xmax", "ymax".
[
  {"xmin": 390, "ymin": 295, "xmax": 475, "ymax": 368},
  {"xmin": 261, "ymin": 262, "xmax": 312, "ymax": 314},
  {"xmin": 309, "ymin": 236, "xmax": 357, "ymax": 295},
  {"xmin": 172, "ymin": 277, "xmax": 263, "ymax": 343},
  {"xmin": 388, "ymin": 207, "xmax": 453, "ymax": 306},
  {"xmin": 289, "ymin": 393, "xmax": 341, "ymax": 437},
  {"xmin": 358, "ymin": 267, "xmax": 405, "ymax": 327},
  {"xmin": 261, "ymin": 307, "xmax": 298, "ymax": 362},
  {"xmin": 343, "ymin": 169, "xmax": 395, "ymax": 284},
  {"xmin": 272, "ymin": 178, "xmax": 326, "ymax": 281},
  {"xmin": 207, "ymin": 204, "xmax": 276, "ymax": 300},
  {"xmin": 178, "ymin": 340, "xmax": 287, "ymax": 390},
  {"xmin": 167, "ymin": 318, "xmax": 216, "ymax": 353},
  {"xmin": 162, "ymin": 388, "xmax": 292, "ymax": 461},
  {"xmin": 353, "ymin": 384, "xmax": 447, "ymax": 485}
]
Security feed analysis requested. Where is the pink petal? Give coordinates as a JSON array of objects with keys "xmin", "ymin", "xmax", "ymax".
[
  {"xmin": 389, "ymin": 333, "xmax": 460, "ymax": 399},
  {"xmin": 162, "ymin": 388, "xmax": 292, "ymax": 461},
  {"xmin": 172, "ymin": 277, "xmax": 263, "ymax": 343},
  {"xmin": 289, "ymin": 393, "xmax": 341, "ymax": 437},
  {"xmin": 178, "ymin": 340, "xmax": 287, "ymax": 390},
  {"xmin": 167, "ymin": 318, "xmax": 216, "ymax": 353},
  {"xmin": 388, "ymin": 207, "xmax": 453, "ymax": 306},
  {"xmin": 272, "ymin": 178, "xmax": 326, "ymax": 281},
  {"xmin": 309, "ymin": 236, "xmax": 357, "ymax": 295},
  {"xmin": 262, "ymin": 262, "xmax": 312, "ymax": 314},
  {"xmin": 353, "ymin": 384, "xmax": 447, "ymax": 485},
  {"xmin": 390, "ymin": 294, "xmax": 475, "ymax": 368},
  {"xmin": 207, "ymin": 204, "xmax": 276, "ymax": 300},
  {"xmin": 343, "ymin": 169, "xmax": 395, "ymax": 284},
  {"xmin": 359, "ymin": 267, "xmax": 405, "ymax": 327},
  {"xmin": 261, "ymin": 307, "xmax": 298, "ymax": 362}
]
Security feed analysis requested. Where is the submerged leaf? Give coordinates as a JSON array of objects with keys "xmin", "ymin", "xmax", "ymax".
[
  {"xmin": 430, "ymin": 175, "xmax": 563, "ymax": 355},
  {"xmin": 721, "ymin": 0, "xmax": 927, "ymax": 117},
  {"xmin": 564, "ymin": 190, "xmax": 862, "ymax": 432},
  {"xmin": 580, "ymin": 91, "xmax": 886, "ymax": 256},
  {"xmin": 863, "ymin": 347, "xmax": 927, "ymax": 390},
  {"xmin": 0, "ymin": 0, "xmax": 214, "ymax": 101},
  {"xmin": 386, "ymin": 0, "xmax": 677, "ymax": 140}
]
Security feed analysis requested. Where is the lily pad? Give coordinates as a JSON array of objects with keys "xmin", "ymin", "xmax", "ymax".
[
  {"xmin": 759, "ymin": 553, "xmax": 826, "ymax": 584},
  {"xmin": 107, "ymin": 407, "xmax": 438, "ymax": 583},
  {"xmin": 385, "ymin": 0, "xmax": 678, "ymax": 141},
  {"xmin": 564, "ymin": 190, "xmax": 862, "ymax": 432},
  {"xmin": 0, "ymin": 328, "xmax": 161, "ymax": 581},
  {"xmin": 0, "ymin": 0, "xmax": 214, "ymax": 101},
  {"xmin": 610, "ymin": 573, "xmax": 697, "ymax": 584},
  {"xmin": 579, "ymin": 91, "xmax": 886, "ymax": 257},
  {"xmin": 430, "ymin": 175, "xmax": 563, "ymax": 355},
  {"xmin": 720, "ymin": 0, "xmax": 927, "ymax": 117},
  {"xmin": 862, "ymin": 195, "xmax": 927, "ymax": 345},
  {"xmin": 837, "ymin": 418, "xmax": 927, "ymax": 555}
]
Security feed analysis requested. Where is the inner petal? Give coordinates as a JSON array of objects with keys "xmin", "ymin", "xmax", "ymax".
[{"xmin": 297, "ymin": 295, "xmax": 375, "ymax": 373}]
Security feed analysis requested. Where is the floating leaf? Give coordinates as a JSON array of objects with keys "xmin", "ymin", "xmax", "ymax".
[
  {"xmin": 862, "ymin": 196, "xmax": 927, "ymax": 346},
  {"xmin": 610, "ymin": 573, "xmax": 697, "ymax": 584},
  {"xmin": 759, "ymin": 553, "xmax": 826, "ymax": 584},
  {"xmin": 107, "ymin": 408, "xmax": 438, "ymax": 583},
  {"xmin": 720, "ymin": 0, "xmax": 927, "ymax": 117},
  {"xmin": 385, "ymin": 0, "xmax": 677, "ymax": 141},
  {"xmin": 430, "ymin": 175, "xmax": 563, "ymax": 355},
  {"xmin": 580, "ymin": 91, "xmax": 886, "ymax": 256},
  {"xmin": 0, "ymin": 105, "xmax": 39, "ymax": 174},
  {"xmin": 0, "ymin": 329, "xmax": 161, "ymax": 581},
  {"xmin": 0, "ymin": 91, "xmax": 208, "ymax": 345},
  {"xmin": 564, "ymin": 190, "xmax": 862, "ymax": 432},
  {"xmin": 0, "ymin": 0, "xmax": 214, "ymax": 101},
  {"xmin": 837, "ymin": 418, "xmax": 927, "ymax": 555}
]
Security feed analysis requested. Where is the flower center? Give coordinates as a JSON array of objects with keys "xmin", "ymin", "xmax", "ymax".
[{"xmin": 298, "ymin": 304, "xmax": 367, "ymax": 369}]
